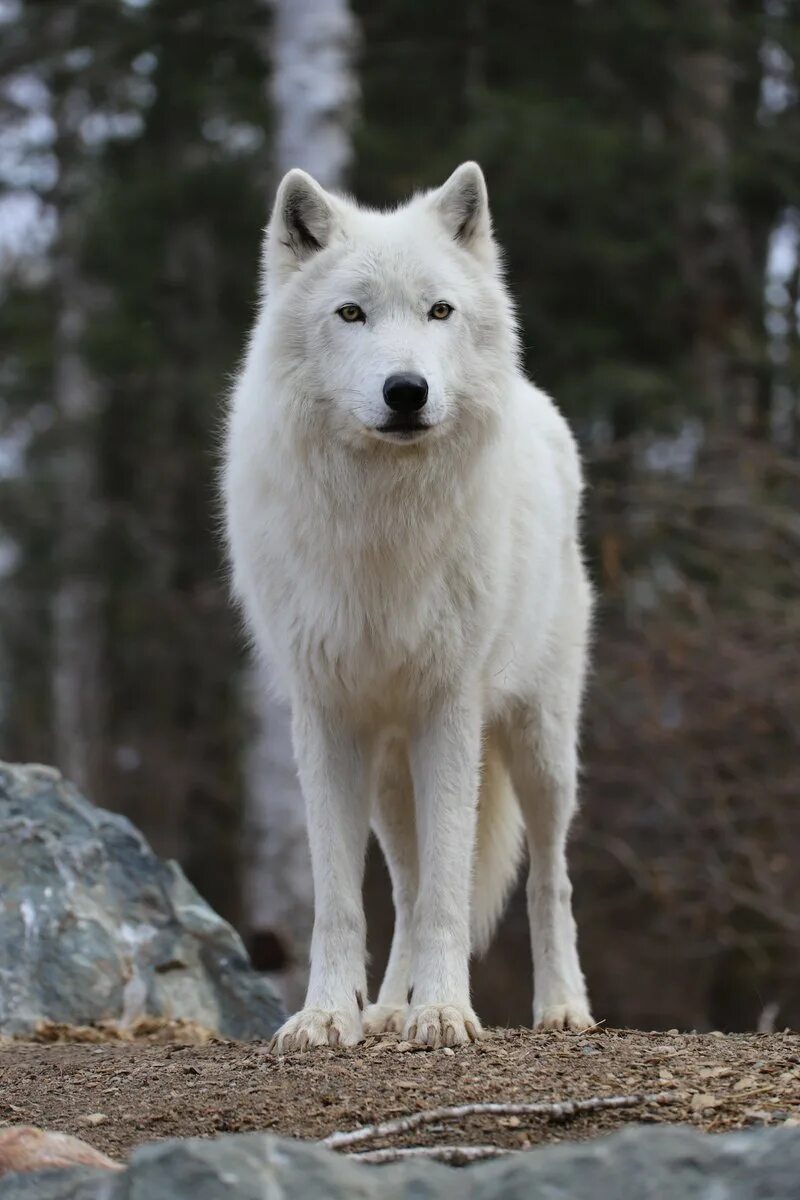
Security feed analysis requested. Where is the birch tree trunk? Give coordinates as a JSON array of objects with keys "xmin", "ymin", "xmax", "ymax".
[{"xmin": 244, "ymin": 0, "xmax": 358, "ymax": 1008}]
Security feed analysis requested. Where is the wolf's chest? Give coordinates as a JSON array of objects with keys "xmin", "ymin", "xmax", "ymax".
[{"xmin": 280, "ymin": 544, "xmax": 478, "ymax": 716}]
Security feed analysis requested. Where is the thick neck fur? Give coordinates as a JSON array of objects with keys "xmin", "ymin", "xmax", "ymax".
[{"xmin": 267, "ymin": 375, "xmax": 507, "ymax": 579}]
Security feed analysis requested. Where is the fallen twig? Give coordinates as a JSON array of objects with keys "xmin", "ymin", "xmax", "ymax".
[
  {"xmin": 323, "ymin": 1090, "xmax": 678, "ymax": 1150},
  {"xmin": 351, "ymin": 1143, "xmax": 509, "ymax": 1165}
]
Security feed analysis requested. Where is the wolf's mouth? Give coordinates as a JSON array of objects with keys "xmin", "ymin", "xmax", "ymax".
[{"xmin": 375, "ymin": 420, "xmax": 430, "ymax": 439}]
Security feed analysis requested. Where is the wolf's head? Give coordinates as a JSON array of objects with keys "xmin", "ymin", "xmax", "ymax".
[{"xmin": 259, "ymin": 163, "xmax": 519, "ymax": 450}]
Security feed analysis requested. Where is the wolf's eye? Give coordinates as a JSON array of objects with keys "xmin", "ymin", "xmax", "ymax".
[
  {"xmin": 337, "ymin": 303, "xmax": 365, "ymax": 323},
  {"xmin": 429, "ymin": 301, "xmax": 454, "ymax": 321}
]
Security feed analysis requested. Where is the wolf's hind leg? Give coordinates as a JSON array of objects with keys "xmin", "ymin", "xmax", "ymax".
[
  {"xmin": 364, "ymin": 738, "xmax": 417, "ymax": 1036},
  {"xmin": 505, "ymin": 689, "xmax": 593, "ymax": 1032}
]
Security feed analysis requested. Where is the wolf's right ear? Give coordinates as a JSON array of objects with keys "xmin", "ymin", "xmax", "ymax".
[{"xmin": 262, "ymin": 169, "xmax": 338, "ymax": 285}]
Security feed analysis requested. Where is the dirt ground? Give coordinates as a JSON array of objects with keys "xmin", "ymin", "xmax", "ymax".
[{"xmin": 0, "ymin": 1026, "xmax": 797, "ymax": 1164}]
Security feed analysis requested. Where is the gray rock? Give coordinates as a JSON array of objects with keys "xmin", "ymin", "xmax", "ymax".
[
  {"xmin": 1, "ymin": 1126, "xmax": 799, "ymax": 1199},
  {"xmin": 0, "ymin": 1169, "xmax": 108, "ymax": 1200},
  {"xmin": 0, "ymin": 762, "xmax": 284, "ymax": 1040}
]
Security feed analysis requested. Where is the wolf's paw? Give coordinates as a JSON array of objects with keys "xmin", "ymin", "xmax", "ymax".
[
  {"xmin": 363, "ymin": 1003, "xmax": 407, "ymax": 1036},
  {"xmin": 535, "ymin": 1001, "xmax": 594, "ymax": 1032},
  {"xmin": 268, "ymin": 1007, "xmax": 362, "ymax": 1054},
  {"xmin": 405, "ymin": 1003, "xmax": 483, "ymax": 1048}
]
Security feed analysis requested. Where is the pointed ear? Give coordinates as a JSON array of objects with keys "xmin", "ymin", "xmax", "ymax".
[
  {"xmin": 430, "ymin": 162, "xmax": 491, "ymax": 253},
  {"xmin": 263, "ymin": 169, "xmax": 338, "ymax": 285}
]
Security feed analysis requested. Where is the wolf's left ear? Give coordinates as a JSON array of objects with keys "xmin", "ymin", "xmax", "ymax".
[
  {"xmin": 262, "ymin": 168, "xmax": 339, "ymax": 287},
  {"xmin": 430, "ymin": 162, "xmax": 492, "ymax": 255}
]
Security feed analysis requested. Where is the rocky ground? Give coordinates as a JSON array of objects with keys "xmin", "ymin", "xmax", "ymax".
[
  {"xmin": 2, "ymin": 768, "xmax": 798, "ymax": 1195},
  {"xmin": 1, "ymin": 1026, "xmax": 797, "ymax": 1164}
]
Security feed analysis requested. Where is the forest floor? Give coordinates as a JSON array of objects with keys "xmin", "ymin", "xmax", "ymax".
[{"xmin": 0, "ymin": 1026, "xmax": 798, "ymax": 1164}]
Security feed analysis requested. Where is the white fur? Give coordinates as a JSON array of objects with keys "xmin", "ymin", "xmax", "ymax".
[{"xmin": 223, "ymin": 162, "xmax": 593, "ymax": 1050}]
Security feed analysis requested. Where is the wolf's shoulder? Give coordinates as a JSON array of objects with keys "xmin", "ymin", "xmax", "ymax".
[{"xmin": 511, "ymin": 377, "xmax": 584, "ymax": 498}]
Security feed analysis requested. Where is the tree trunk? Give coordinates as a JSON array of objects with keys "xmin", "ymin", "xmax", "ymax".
[
  {"xmin": 673, "ymin": 0, "xmax": 762, "ymax": 430},
  {"xmin": 270, "ymin": 0, "xmax": 358, "ymax": 185},
  {"xmin": 243, "ymin": 0, "xmax": 358, "ymax": 1007},
  {"xmin": 51, "ymin": 289, "xmax": 105, "ymax": 797},
  {"xmin": 49, "ymin": 11, "xmax": 105, "ymax": 799}
]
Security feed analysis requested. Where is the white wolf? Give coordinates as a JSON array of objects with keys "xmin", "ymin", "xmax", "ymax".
[{"xmin": 224, "ymin": 162, "xmax": 593, "ymax": 1051}]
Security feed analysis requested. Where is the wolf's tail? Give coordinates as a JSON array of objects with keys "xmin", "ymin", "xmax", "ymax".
[{"xmin": 471, "ymin": 741, "xmax": 525, "ymax": 956}]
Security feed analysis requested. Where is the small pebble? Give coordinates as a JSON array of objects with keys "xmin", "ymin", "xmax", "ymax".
[{"xmin": 744, "ymin": 1110, "xmax": 774, "ymax": 1124}]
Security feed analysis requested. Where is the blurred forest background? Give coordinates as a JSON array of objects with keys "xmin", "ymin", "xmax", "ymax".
[{"xmin": 1, "ymin": 0, "xmax": 799, "ymax": 1033}]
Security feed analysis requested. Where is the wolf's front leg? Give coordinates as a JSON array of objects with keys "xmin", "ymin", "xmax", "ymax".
[
  {"xmin": 269, "ymin": 704, "xmax": 370, "ymax": 1053},
  {"xmin": 405, "ymin": 696, "xmax": 483, "ymax": 1048}
]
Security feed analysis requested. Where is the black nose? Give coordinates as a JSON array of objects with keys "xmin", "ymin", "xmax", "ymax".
[{"xmin": 383, "ymin": 373, "xmax": 428, "ymax": 414}]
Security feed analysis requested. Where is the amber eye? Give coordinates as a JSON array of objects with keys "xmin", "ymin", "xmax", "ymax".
[
  {"xmin": 429, "ymin": 301, "xmax": 454, "ymax": 321},
  {"xmin": 337, "ymin": 303, "xmax": 365, "ymax": 323}
]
